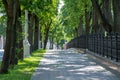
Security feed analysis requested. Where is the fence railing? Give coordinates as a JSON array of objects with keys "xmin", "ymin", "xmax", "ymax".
[{"xmin": 66, "ymin": 33, "xmax": 120, "ymax": 62}]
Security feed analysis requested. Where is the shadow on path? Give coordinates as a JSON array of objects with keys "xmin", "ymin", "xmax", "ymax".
[{"xmin": 31, "ymin": 49, "xmax": 120, "ymax": 80}]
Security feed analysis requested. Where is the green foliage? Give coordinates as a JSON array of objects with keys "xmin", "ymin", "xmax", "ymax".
[
  {"xmin": 0, "ymin": 0, "xmax": 6, "ymax": 36},
  {"xmin": 0, "ymin": 15, "xmax": 6, "ymax": 36},
  {"xmin": 20, "ymin": 0, "xmax": 59, "ymax": 49},
  {"xmin": 0, "ymin": 49, "xmax": 45, "ymax": 80},
  {"xmin": 49, "ymin": 15, "xmax": 66, "ymax": 48},
  {"xmin": 61, "ymin": 0, "xmax": 92, "ymax": 39}
]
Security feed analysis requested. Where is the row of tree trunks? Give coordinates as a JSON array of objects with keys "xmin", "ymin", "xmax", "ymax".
[
  {"xmin": 90, "ymin": 0, "xmax": 120, "ymax": 33},
  {"xmin": 0, "ymin": 0, "xmax": 49, "ymax": 74},
  {"xmin": 28, "ymin": 13, "xmax": 40, "ymax": 52}
]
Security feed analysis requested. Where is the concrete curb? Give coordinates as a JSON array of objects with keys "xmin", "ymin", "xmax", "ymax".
[{"xmin": 86, "ymin": 50, "xmax": 120, "ymax": 73}]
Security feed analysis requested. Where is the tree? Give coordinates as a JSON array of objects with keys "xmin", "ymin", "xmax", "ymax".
[
  {"xmin": 0, "ymin": 0, "xmax": 23, "ymax": 73},
  {"xmin": 33, "ymin": 15, "xmax": 40, "ymax": 50},
  {"xmin": 39, "ymin": 0, "xmax": 58, "ymax": 49},
  {"xmin": 28, "ymin": 12, "xmax": 34, "ymax": 53},
  {"xmin": 61, "ymin": 0, "xmax": 91, "ymax": 39},
  {"xmin": 0, "ymin": 0, "xmax": 59, "ymax": 74},
  {"xmin": 91, "ymin": 0, "xmax": 112, "ymax": 32}
]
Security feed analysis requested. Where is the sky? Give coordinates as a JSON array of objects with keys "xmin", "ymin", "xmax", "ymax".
[
  {"xmin": 58, "ymin": 0, "xmax": 64, "ymax": 14},
  {"xmin": 0, "ymin": 13, "xmax": 3, "ymax": 17}
]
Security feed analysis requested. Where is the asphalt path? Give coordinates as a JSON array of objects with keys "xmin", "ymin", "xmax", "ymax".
[{"xmin": 31, "ymin": 49, "xmax": 120, "ymax": 80}]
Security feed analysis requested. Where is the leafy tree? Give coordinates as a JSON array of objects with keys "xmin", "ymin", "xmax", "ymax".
[
  {"xmin": 61, "ymin": 0, "xmax": 92, "ymax": 39},
  {"xmin": 39, "ymin": 0, "xmax": 59, "ymax": 49}
]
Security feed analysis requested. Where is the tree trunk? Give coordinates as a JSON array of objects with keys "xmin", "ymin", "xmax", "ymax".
[
  {"xmin": 113, "ymin": 0, "xmax": 120, "ymax": 33},
  {"xmin": 0, "ymin": 0, "xmax": 13, "ymax": 74},
  {"xmin": 33, "ymin": 15, "xmax": 39, "ymax": 50},
  {"xmin": 40, "ymin": 25, "xmax": 42, "ymax": 48},
  {"xmin": 91, "ymin": 6, "xmax": 99, "ymax": 33},
  {"xmin": 85, "ymin": 4, "xmax": 91, "ymax": 35},
  {"xmin": 50, "ymin": 37, "xmax": 53, "ymax": 49},
  {"xmin": 28, "ymin": 12, "xmax": 34, "ymax": 53},
  {"xmin": 16, "ymin": 2, "xmax": 23, "ymax": 60},
  {"xmin": 9, "ymin": 0, "xmax": 20, "ymax": 67},
  {"xmin": 0, "ymin": 0, "xmax": 16, "ymax": 73},
  {"xmin": 103, "ymin": 0, "xmax": 113, "ymax": 26},
  {"xmin": 78, "ymin": 16, "xmax": 84, "ymax": 36},
  {"xmin": 91, "ymin": 0, "xmax": 112, "ymax": 32},
  {"xmin": 43, "ymin": 26, "xmax": 50, "ymax": 49},
  {"xmin": 43, "ymin": 19, "xmax": 52, "ymax": 49},
  {"xmin": 0, "ymin": 0, "xmax": 22, "ymax": 73}
]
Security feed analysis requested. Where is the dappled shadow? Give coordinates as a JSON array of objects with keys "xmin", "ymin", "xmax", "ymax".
[{"xmin": 31, "ymin": 49, "xmax": 120, "ymax": 80}]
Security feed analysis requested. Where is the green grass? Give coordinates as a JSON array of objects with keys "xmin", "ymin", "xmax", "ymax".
[{"xmin": 0, "ymin": 49, "xmax": 45, "ymax": 80}]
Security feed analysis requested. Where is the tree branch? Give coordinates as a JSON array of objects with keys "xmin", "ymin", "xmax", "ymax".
[{"xmin": 91, "ymin": 0, "xmax": 112, "ymax": 32}]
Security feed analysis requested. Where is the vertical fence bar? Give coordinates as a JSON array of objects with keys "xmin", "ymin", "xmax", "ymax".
[
  {"xmin": 98, "ymin": 34, "xmax": 100, "ymax": 54},
  {"xmin": 116, "ymin": 33, "xmax": 118, "ymax": 62},
  {"xmin": 96, "ymin": 34, "xmax": 98, "ymax": 54},
  {"xmin": 103, "ymin": 33, "xmax": 104, "ymax": 57},
  {"xmin": 95, "ymin": 34, "xmax": 97, "ymax": 53},
  {"xmin": 111, "ymin": 33, "xmax": 113, "ymax": 60},
  {"xmin": 99, "ymin": 33, "xmax": 102, "ymax": 55},
  {"xmin": 106, "ymin": 33, "xmax": 108, "ymax": 58},
  {"xmin": 117, "ymin": 33, "xmax": 120, "ymax": 61},
  {"xmin": 94, "ymin": 34, "xmax": 95, "ymax": 52}
]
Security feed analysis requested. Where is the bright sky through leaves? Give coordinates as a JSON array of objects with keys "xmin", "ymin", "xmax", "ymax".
[{"xmin": 58, "ymin": 0, "xmax": 64, "ymax": 13}]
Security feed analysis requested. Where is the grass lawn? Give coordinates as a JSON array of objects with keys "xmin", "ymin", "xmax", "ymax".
[{"xmin": 0, "ymin": 49, "xmax": 45, "ymax": 80}]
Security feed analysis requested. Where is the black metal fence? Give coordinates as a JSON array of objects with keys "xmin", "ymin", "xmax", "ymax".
[
  {"xmin": 66, "ymin": 35, "xmax": 87, "ymax": 49},
  {"xmin": 66, "ymin": 33, "xmax": 120, "ymax": 62}
]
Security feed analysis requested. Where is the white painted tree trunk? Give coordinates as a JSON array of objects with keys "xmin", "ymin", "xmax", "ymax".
[{"xmin": 23, "ymin": 10, "xmax": 30, "ymax": 58}]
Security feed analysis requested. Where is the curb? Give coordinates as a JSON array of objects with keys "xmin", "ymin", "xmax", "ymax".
[{"xmin": 86, "ymin": 50, "xmax": 120, "ymax": 73}]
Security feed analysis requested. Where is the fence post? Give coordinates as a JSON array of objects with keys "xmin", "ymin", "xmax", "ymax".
[
  {"xmin": 93, "ymin": 34, "xmax": 95, "ymax": 52},
  {"xmin": 102, "ymin": 33, "xmax": 104, "ymax": 57},
  {"xmin": 110, "ymin": 33, "xmax": 113, "ymax": 60},
  {"xmin": 106, "ymin": 33, "xmax": 108, "ymax": 58},
  {"xmin": 86, "ymin": 35, "xmax": 88, "ymax": 49},
  {"xmin": 116, "ymin": 33, "xmax": 118, "ymax": 62},
  {"xmin": 100, "ymin": 33, "xmax": 102, "ymax": 55},
  {"xmin": 96, "ymin": 34, "xmax": 98, "ymax": 54},
  {"xmin": 92, "ymin": 35, "xmax": 94, "ymax": 52},
  {"xmin": 95, "ymin": 34, "xmax": 96, "ymax": 53}
]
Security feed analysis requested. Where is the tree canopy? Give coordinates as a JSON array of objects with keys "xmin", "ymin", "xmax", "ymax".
[{"xmin": 0, "ymin": 0, "xmax": 120, "ymax": 74}]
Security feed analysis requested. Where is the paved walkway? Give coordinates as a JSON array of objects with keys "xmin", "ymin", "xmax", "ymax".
[{"xmin": 31, "ymin": 49, "xmax": 120, "ymax": 80}]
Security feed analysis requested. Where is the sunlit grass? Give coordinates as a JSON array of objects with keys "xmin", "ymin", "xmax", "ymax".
[{"xmin": 0, "ymin": 49, "xmax": 45, "ymax": 80}]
